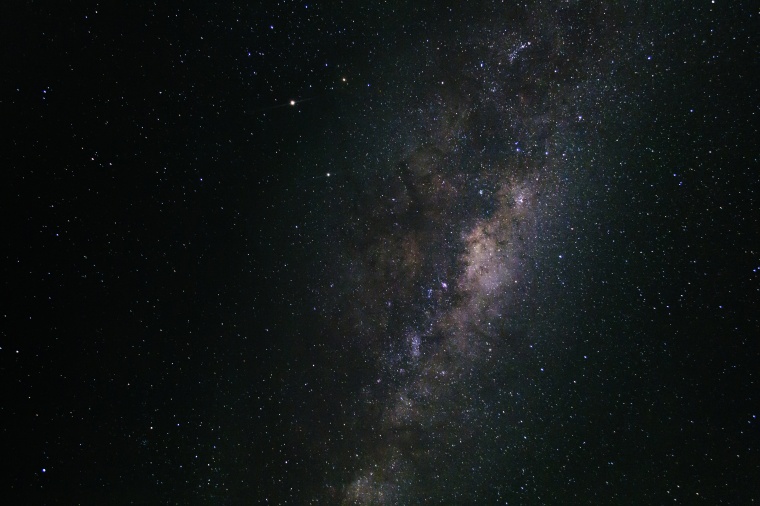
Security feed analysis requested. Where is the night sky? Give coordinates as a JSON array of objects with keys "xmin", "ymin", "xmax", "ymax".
[{"xmin": 5, "ymin": 1, "xmax": 759, "ymax": 504}]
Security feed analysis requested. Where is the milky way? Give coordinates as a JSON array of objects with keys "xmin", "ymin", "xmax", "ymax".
[
  {"xmin": 6, "ymin": 0, "xmax": 755, "ymax": 503},
  {"xmin": 315, "ymin": 4, "xmax": 631, "ymax": 503}
]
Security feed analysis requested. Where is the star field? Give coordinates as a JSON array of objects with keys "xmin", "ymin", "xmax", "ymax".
[{"xmin": 4, "ymin": 1, "xmax": 758, "ymax": 504}]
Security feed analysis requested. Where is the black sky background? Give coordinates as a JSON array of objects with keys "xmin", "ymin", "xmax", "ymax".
[{"xmin": 3, "ymin": 1, "xmax": 758, "ymax": 504}]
